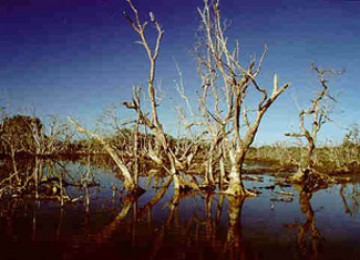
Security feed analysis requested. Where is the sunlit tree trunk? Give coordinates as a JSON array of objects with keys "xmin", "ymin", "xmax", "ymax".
[
  {"xmin": 68, "ymin": 117, "xmax": 142, "ymax": 193},
  {"xmin": 197, "ymin": 0, "xmax": 290, "ymax": 196},
  {"xmin": 286, "ymin": 64, "xmax": 343, "ymax": 184},
  {"xmin": 204, "ymin": 143, "xmax": 216, "ymax": 186},
  {"xmin": 123, "ymin": 1, "xmax": 200, "ymax": 192}
]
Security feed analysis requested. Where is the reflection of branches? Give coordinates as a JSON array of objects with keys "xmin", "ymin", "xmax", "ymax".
[
  {"xmin": 94, "ymin": 194, "xmax": 134, "ymax": 245},
  {"xmin": 149, "ymin": 189, "xmax": 198, "ymax": 260},
  {"xmin": 340, "ymin": 183, "xmax": 359, "ymax": 217},
  {"xmin": 204, "ymin": 193, "xmax": 215, "ymax": 244},
  {"xmin": 56, "ymin": 208, "xmax": 64, "ymax": 240},
  {"xmin": 285, "ymin": 184, "xmax": 324, "ymax": 259},
  {"xmin": 138, "ymin": 177, "xmax": 172, "ymax": 224},
  {"xmin": 340, "ymin": 184, "xmax": 352, "ymax": 216},
  {"xmin": 95, "ymin": 178, "xmax": 174, "ymax": 247},
  {"xmin": 224, "ymin": 196, "xmax": 247, "ymax": 260},
  {"xmin": 0, "ymin": 171, "xmax": 266, "ymax": 259},
  {"xmin": 0, "ymin": 158, "xmax": 96, "ymax": 206}
]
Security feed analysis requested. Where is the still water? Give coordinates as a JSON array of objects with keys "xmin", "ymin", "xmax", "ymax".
[{"xmin": 0, "ymin": 160, "xmax": 359, "ymax": 260}]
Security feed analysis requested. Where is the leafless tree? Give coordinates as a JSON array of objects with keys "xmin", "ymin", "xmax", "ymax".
[
  {"xmin": 196, "ymin": 0, "xmax": 291, "ymax": 196},
  {"xmin": 30, "ymin": 115, "xmax": 74, "ymax": 155},
  {"xmin": 68, "ymin": 116, "xmax": 142, "ymax": 193},
  {"xmin": 122, "ymin": 0, "xmax": 199, "ymax": 191},
  {"xmin": 0, "ymin": 113, "xmax": 74, "ymax": 156},
  {"xmin": 285, "ymin": 64, "xmax": 343, "ymax": 183}
]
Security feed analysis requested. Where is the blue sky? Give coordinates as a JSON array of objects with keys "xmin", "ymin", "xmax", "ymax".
[{"xmin": 0, "ymin": 0, "xmax": 359, "ymax": 145}]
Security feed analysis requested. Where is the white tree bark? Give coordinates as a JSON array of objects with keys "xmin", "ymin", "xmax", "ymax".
[{"xmin": 68, "ymin": 116, "xmax": 139, "ymax": 192}]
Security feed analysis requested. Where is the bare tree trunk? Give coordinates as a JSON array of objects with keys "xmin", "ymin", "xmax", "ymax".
[
  {"xmin": 172, "ymin": 173, "xmax": 198, "ymax": 192},
  {"xmin": 224, "ymin": 151, "xmax": 251, "ymax": 197},
  {"xmin": 196, "ymin": 0, "xmax": 290, "ymax": 196},
  {"xmin": 220, "ymin": 142, "xmax": 258, "ymax": 197},
  {"xmin": 68, "ymin": 117, "xmax": 142, "ymax": 193},
  {"xmin": 133, "ymin": 114, "xmax": 140, "ymax": 185},
  {"xmin": 9, "ymin": 146, "xmax": 20, "ymax": 184},
  {"xmin": 123, "ymin": 1, "xmax": 199, "ymax": 193},
  {"xmin": 31, "ymin": 119, "xmax": 43, "ymax": 155},
  {"xmin": 219, "ymin": 155, "xmax": 225, "ymax": 184},
  {"xmin": 204, "ymin": 145, "xmax": 215, "ymax": 186},
  {"xmin": 307, "ymin": 140, "xmax": 315, "ymax": 169},
  {"xmin": 59, "ymin": 163, "xmax": 64, "ymax": 207},
  {"xmin": 33, "ymin": 157, "xmax": 40, "ymax": 200},
  {"xmin": 286, "ymin": 64, "xmax": 343, "ymax": 184}
]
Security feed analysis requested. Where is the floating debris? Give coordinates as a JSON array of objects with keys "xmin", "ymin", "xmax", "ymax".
[
  {"xmin": 270, "ymin": 197, "xmax": 293, "ymax": 203},
  {"xmin": 275, "ymin": 190, "xmax": 294, "ymax": 197}
]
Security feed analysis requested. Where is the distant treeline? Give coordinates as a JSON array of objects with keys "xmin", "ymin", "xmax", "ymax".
[
  {"xmin": 0, "ymin": 114, "xmax": 181, "ymax": 157},
  {"xmin": 246, "ymin": 138, "xmax": 360, "ymax": 174},
  {"xmin": 1, "ymin": 114, "xmax": 359, "ymax": 175}
]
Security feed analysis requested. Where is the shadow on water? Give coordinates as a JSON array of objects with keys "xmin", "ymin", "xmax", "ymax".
[{"xmin": 0, "ymin": 158, "xmax": 359, "ymax": 260}]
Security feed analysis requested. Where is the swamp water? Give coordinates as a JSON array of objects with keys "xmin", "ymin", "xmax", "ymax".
[{"xmin": 0, "ymin": 160, "xmax": 359, "ymax": 260}]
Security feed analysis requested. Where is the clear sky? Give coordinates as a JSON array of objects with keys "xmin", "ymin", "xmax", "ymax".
[{"xmin": 0, "ymin": 0, "xmax": 359, "ymax": 145}]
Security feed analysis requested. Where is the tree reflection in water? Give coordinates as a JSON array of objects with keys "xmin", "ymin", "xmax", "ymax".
[
  {"xmin": 224, "ymin": 196, "xmax": 246, "ymax": 260},
  {"xmin": 339, "ymin": 183, "xmax": 360, "ymax": 217},
  {"xmin": 0, "ymin": 159, "xmax": 360, "ymax": 259},
  {"xmin": 285, "ymin": 184, "xmax": 325, "ymax": 260}
]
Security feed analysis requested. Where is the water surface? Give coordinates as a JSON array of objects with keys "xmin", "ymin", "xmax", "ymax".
[{"xmin": 0, "ymin": 160, "xmax": 359, "ymax": 260}]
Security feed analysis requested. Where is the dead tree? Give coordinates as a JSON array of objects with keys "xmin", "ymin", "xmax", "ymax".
[
  {"xmin": 285, "ymin": 64, "xmax": 343, "ymax": 183},
  {"xmin": 122, "ymin": 0, "xmax": 199, "ymax": 191},
  {"xmin": 0, "ymin": 114, "xmax": 74, "ymax": 156},
  {"xmin": 68, "ymin": 117, "xmax": 143, "ymax": 194},
  {"xmin": 67, "ymin": 80, "xmax": 149, "ymax": 194},
  {"xmin": 29, "ymin": 115, "xmax": 74, "ymax": 156},
  {"xmin": 196, "ymin": 0, "xmax": 291, "ymax": 196}
]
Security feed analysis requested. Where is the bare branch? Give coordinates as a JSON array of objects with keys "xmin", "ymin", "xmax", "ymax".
[{"xmin": 68, "ymin": 116, "xmax": 136, "ymax": 190}]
